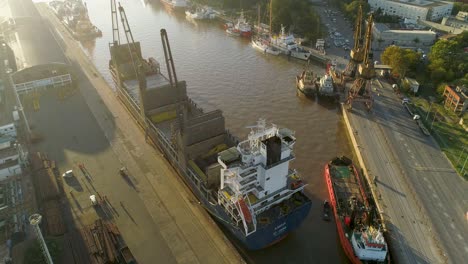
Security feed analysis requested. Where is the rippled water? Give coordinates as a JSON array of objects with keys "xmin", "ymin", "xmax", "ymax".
[{"xmin": 79, "ymin": 0, "xmax": 351, "ymax": 262}]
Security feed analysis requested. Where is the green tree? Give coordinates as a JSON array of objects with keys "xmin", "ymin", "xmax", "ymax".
[
  {"xmin": 452, "ymin": 2, "xmax": 468, "ymax": 16},
  {"xmin": 344, "ymin": 1, "xmax": 370, "ymax": 21},
  {"xmin": 381, "ymin": 46, "xmax": 421, "ymax": 78}
]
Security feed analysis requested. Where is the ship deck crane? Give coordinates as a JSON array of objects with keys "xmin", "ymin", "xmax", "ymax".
[
  {"xmin": 117, "ymin": 3, "xmax": 147, "ymax": 118},
  {"xmin": 111, "ymin": 0, "xmax": 120, "ymax": 45},
  {"xmin": 343, "ymin": 4, "xmax": 364, "ymax": 78},
  {"xmin": 346, "ymin": 13, "xmax": 375, "ymax": 110}
]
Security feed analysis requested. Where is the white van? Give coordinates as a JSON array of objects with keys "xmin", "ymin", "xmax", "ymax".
[{"xmin": 62, "ymin": 170, "xmax": 74, "ymax": 178}]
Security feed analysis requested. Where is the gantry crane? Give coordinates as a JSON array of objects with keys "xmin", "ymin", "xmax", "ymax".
[
  {"xmin": 346, "ymin": 13, "xmax": 375, "ymax": 110},
  {"xmin": 343, "ymin": 4, "xmax": 364, "ymax": 78}
]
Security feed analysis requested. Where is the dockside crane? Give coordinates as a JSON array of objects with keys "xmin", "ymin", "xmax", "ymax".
[
  {"xmin": 343, "ymin": 4, "xmax": 364, "ymax": 78},
  {"xmin": 111, "ymin": 0, "xmax": 120, "ymax": 45},
  {"xmin": 161, "ymin": 29, "xmax": 184, "ymax": 136},
  {"xmin": 117, "ymin": 3, "xmax": 147, "ymax": 119},
  {"xmin": 346, "ymin": 13, "xmax": 375, "ymax": 110}
]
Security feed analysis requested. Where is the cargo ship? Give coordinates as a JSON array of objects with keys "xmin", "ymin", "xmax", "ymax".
[
  {"xmin": 109, "ymin": 3, "xmax": 312, "ymax": 250},
  {"xmin": 324, "ymin": 156, "xmax": 389, "ymax": 263}
]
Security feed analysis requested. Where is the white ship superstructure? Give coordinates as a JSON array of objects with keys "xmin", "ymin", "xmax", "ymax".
[
  {"xmin": 351, "ymin": 227, "xmax": 388, "ymax": 262},
  {"xmin": 317, "ymin": 74, "xmax": 334, "ymax": 96},
  {"xmin": 270, "ymin": 25, "xmax": 311, "ymax": 60},
  {"xmin": 217, "ymin": 120, "xmax": 306, "ymax": 236}
]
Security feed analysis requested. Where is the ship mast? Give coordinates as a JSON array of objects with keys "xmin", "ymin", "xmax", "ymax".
[{"xmin": 269, "ymin": 0, "xmax": 272, "ymax": 35}]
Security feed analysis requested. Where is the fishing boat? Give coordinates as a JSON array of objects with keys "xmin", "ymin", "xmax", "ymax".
[
  {"xmin": 185, "ymin": 7, "xmax": 216, "ymax": 20},
  {"xmin": 233, "ymin": 11, "xmax": 252, "ymax": 38},
  {"xmin": 296, "ymin": 67, "xmax": 317, "ymax": 96},
  {"xmin": 160, "ymin": 0, "xmax": 187, "ymax": 11},
  {"xmin": 324, "ymin": 157, "xmax": 389, "ymax": 263},
  {"xmin": 252, "ymin": 37, "xmax": 280, "ymax": 55}
]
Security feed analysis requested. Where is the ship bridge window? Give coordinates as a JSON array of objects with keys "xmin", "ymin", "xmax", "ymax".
[
  {"xmin": 283, "ymin": 136, "xmax": 294, "ymax": 143},
  {"xmin": 266, "ymin": 177, "xmax": 270, "ymax": 181}
]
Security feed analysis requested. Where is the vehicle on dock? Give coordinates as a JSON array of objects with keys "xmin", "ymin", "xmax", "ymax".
[
  {"xmin": 296, "ymin": 67, "xmax": 317, "ymax": 97},
  {"xmin": 324, "ymin": 156, "xmax": 389, "ymax": 263}
]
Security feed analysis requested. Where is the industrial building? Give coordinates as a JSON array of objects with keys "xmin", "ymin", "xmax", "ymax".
[
  {"xmin": 372, "ymin": 22, "xmax": 437, "ymax": 47},
  {"xmin": 443, "ymin": 85, "xmax": 468, "ymax": 114},
  {"xmin": 368, "ymin": 0, "xmax": 453, "ymax": 21}
]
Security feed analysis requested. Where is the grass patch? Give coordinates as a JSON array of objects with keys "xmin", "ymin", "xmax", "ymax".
[{"xmin": 411, "ymin": 98, "xmax": 468, "ymax": 180}]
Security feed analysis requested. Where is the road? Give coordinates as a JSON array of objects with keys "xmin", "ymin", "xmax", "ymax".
[
  {"xmin": 346, "ymin": 78, "xmax": 468, "ymax": 263},
  {"xmin": 6, "ymin": 0, "xmax": 243, "ymax": 263}
]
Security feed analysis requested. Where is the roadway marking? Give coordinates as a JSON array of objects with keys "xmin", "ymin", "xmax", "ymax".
[
  {"xmin": 410, "ymin": 154, "xmax": 415, "ymax": 160},
  {"xmin": 450, "ymin": 223, "xmax": 455, "ymax": 229},
  {"xmin": 414, "ymin": 162, "xmax": 420, "ymax": 167},
  {"xmin": 433, "ymin": 193, "xmax": 439, "ymax": 199},
  {"xmin": 438, "ymin": 202, "xmax": 443, "ymax": 208},
  {"xmin": 423, "ymin": 177, "xmax": 428, "ymax": 182},
  {"xmin": 457, "ymin": 234, "xmax": 463, "ymax": 240},
  {"xmin": 443, "ymin": 212, "xmax": 449, "ymax": 218},
  {"xmin": 413, "ymin": 167, "xmax": 455, "ymax": 172},
  {"xmin": 428, "ymin": 184, "xmax": 433, "ymax": 190}
]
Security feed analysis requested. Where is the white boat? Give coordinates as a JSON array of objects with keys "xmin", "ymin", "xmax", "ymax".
[
  {"xmin": 270, "ymin": 25, "xmax": 311, "ymax": 61},
  {"xmin": 161, "ymin": 0, "xmax": 187, "ymax": 10},
  {"xmin": 233, "ymin": 11, "xmax": 252, "ymax": 37},
  {"xmin": 316, "ymin": 74, "xmax": 335, "ymax": 97},
  {"xmin": 251, "ymin": 37, "xmax": 280, "ymax": 55},
  {"xmin": 185, "ymin": 7, "xmax": 216, "ymax": 20}
]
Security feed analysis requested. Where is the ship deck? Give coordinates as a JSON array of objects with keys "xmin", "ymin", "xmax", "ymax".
[
  {"xmin": 329, "ymin": 164, "xmax": 365, "ymax": 217},
  {"xmin": 122, "ymin": 73, "xmax": 170, "ymax": 104}
]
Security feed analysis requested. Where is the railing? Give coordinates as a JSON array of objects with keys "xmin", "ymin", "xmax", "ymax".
[{"xmin": 14, "ymin": 74, "xmax": 72, "ymax": 94}]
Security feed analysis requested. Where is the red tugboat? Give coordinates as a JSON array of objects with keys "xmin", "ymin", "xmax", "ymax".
[{"xmin": 324, "ymin": 156, "xmax": 389, "ymax": 263}]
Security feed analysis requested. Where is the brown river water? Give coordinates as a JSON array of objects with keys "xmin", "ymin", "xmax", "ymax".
[{"xmin": 77, "ymin": 0, "xmax": 351, "ymax": 263}]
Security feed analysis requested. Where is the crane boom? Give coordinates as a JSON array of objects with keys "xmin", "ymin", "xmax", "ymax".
[
  {"xmin": 111, "ymin": 0, "xmax": 120, "ymax": 44},
  {"xmin": 118, "ymin": 3, "xmax": 136, "ymax": 47},
  {"xmin": 353, "ymin": 5, "xmax": 363, "ymax": 51},
  {"xmin": 363, "ymin": 14, "xmax": 374, "ymax": 66}
]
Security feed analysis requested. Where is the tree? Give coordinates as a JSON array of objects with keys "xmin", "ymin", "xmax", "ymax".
[
  {"xmin": 344, "ymin": 1, "xmax": 370, "ymax": 21},
  {"xmin": 381, "ymin": 46, "xmax": 421, "ymax": 78}
]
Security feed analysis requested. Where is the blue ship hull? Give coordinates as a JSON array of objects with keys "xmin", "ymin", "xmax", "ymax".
[{"xmin": 184, "ymin": 169, "xmax": 312, "ymax": 250}]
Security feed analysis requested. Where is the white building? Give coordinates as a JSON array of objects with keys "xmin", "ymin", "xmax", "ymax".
[
  {"xmin": 441, "ymin": 11, "xmax": 468, "ymax": 32},
  {"xmin": 373, "ymin": 23, "xmax": 437, "ymax": 48},
  {"xmin": 368, "ymin": 0, "xmax": 453, "ymax": 22}
]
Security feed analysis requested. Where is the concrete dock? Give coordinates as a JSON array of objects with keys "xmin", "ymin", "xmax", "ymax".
[{"xmin": 7, "ymin": 0, "xmax": 243, "ymax": 263}]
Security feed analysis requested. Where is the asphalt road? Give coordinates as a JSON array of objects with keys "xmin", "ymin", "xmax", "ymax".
[
  {"xmin": 6, "ymin": 0, "xmax": 242, "ymax": 263},
  {"xmin": 346, "ymin": 78, "xmax": 468, "ymax": 263},
  {"xmin": 375, "ymin": 81, "xmax": 468, "ymax": 263}
]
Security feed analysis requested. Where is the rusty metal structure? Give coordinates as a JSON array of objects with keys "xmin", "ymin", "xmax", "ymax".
[
  {"xmin": 346, "ymin": 13, "xmax": 375, "ymax": 110},
  {"xmin": 343, "ymin": 4, "xmax": 364, "ymax": 78}
]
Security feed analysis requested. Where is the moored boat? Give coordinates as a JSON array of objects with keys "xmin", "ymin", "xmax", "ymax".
[
  {"xmin": 109, "ymin": 3, "xmax": 312, "ymax": 251},
  {"xmin": 316, "ymin": 73, "xmax": 335, "ymax": 98},
  {"xmin": 324, "ymin": 157, "xmax": 389, "ymax": 263},
  {"xmin": 252, "ymin": 37, "xmax": 280, "ymax": 55},
  {"xmin": 233, "ymin": 11, "xmax": 252, "ymax": 38},
  {"xmin": 185, "ymin": 7, "xmax": 216, "ymax": 20},
  {"xmin": 270, "ymin": 25, "xmax": 311, "ymax": 61},
  {"xmin": 296, "ymin": 68, "xmax": 317, "ymax": 96}
]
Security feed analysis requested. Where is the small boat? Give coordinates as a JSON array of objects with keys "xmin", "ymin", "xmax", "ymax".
[
  {"xmin": 185, "ymin": 7, "xmax": 216, "ymax": 20},
  {"xmin": 316, "ymin": 73, "xmax": 335, "ymax": 98},
  {"xmin": 325, "ymin": 157, "xmax": 389, "ymax": 264},
  {"xmin": 251, "ymin": 37, "xmax": 280, "ymax": 55},
  {"xmin": 296, "ymin": 68, "xmax": 317, "ymax": 96},
  {"xmin": 226, "ymin": 27, "xmax": 241, "ymax": 37},
  {"xmin": 233, "ymin": 11, "xmax": 252, "ymax": 38}
]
